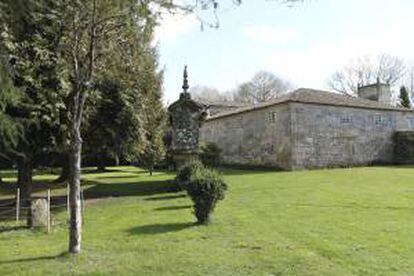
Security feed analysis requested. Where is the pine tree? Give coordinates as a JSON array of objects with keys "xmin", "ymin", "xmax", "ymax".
[
  {"xmin": 0, "ymin": 0, "xmax": 69, "ymax": 226},
  {"xmin": 400, "ymin": 86, "xmax": 411, "ymax": 108},
  {"xmin": 138, "ymin": 57, "xmax": 166, "ymax": 176}
]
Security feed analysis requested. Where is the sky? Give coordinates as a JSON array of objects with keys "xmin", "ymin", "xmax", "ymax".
[{"xmin": 154, "ymin": 0, "xmax": 414, "ymax": 104}]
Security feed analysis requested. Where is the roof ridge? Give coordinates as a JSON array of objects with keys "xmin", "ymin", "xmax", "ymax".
[{"xmin": 206, "ymin": 88, "xmax": 412, "ymax": 120}]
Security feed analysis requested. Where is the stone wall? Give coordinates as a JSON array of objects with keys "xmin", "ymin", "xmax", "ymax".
[
  {"xmin": 200, "ymin": 103, "xmax": 292, "ymax": 170},
  {"xmin": 200, "ymin": 101, "xmax": 414, "ymax": 170},
  {"xmin": 290, "ymin": 103, "xmax": 414, "ymax": 169}
]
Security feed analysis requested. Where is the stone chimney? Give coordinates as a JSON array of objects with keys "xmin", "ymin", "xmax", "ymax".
[{"xmin": 357, "ymin": 78, "xmax": 392, "ymax": 105}]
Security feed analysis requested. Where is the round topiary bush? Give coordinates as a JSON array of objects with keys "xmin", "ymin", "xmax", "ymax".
[
  {"xmin": 185, "ymin": 164, "xmax": 227, "ymax": 225},
  {"xmin": 200, "ymin": 142, "xmax": 222, "ymax": 167},
  {"xmin": 174, "ymin": 161, "xmax": 204, "ymax": 191}
]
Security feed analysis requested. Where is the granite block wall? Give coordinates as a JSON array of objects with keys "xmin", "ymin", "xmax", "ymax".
[
  {"xmin": 200, "ymin": 104, "xmax": 292, "ymax": 169},
  {"xmin": 200, "ymin": 102, "xmax": 414, "ymax": 170}
]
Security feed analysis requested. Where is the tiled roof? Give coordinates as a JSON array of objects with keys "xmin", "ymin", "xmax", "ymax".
[
  {"xmin": 207, "ymin": 88, "xmax": 412, "ymax": 120},
  {"xmin": 195, "ymin": 99, "xmax": 247, "ymax": 108}
]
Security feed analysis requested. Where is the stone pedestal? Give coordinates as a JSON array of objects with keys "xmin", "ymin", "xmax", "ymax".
[
  {"xmin": 168, "ymin": 66, "xmax": 207, "ymax": 171},
  {"xmin": 173, "ymin": 153, "xmax": 200, "ymax": 170},
  {"xmin": 31, "ymin": 198, "xmax": 48, "ymax": 228}
]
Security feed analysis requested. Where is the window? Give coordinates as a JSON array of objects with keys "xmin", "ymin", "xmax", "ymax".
[
  {"xmin": 340, "ymin": 114, "xmax": 352, "ymax": 124},
  {"xmin": 407, "ymin": 117, "xmax": 414, "ymax": 128},
  {"xmin": 374, "ymin": 114, "xmax": 393, "ymax": 127},
  {"xmin": 236, "ymin": 116, "xmax": 243, "ymax": 127},
  {"xmin": 267, "ymin": 111, "xmax": 277, "ymax": 123},
  {"xmin": 374, "ymin": 114, "xmax": 383, "ymax": 127}
]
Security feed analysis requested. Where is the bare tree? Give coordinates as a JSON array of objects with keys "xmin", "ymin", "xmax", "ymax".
[
  {"xmin": 190, "ymin": 86, "xmax": 231, "ymax": 102},
  {"xmin": 328, "ymin": 54, "xmax": 407, "ymax": 95},
  {"xmin": 64, "ymin": 0, "xmax": 158, "ymax": 254},
  {"xmin": 233, "ymin": 71, "xmax": 292, "ymax": 104}
]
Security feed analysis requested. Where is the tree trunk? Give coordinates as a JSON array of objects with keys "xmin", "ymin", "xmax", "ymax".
[
  {"xmin": 54, "ymin": 153, "xmax": 70, "ymax": 183},
  {"xmin": 17, "ymin": 160, "xmax": 33, "ymax": 227},
  {"xmin": 114, "ymin": 154, "xmax": 119, "ymax": 167},
  {"xmin": 96, "ymin": 150, "xmax": 106, "ymax": 172},
  {"xmin": 68, "ymin": 134, "xmax": 82, "ymax": 254}
]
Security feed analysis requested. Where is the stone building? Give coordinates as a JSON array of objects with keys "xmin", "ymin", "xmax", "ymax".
[
  {"xmin": 200, "ymin": 84, "xmax": 414, "ymax": 170},
  {"xmin": 195, "ymin": 99, "xmax": 247, "ymax": 116}
]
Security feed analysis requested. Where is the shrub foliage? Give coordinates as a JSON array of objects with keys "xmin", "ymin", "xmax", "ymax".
[
  {"xmin": 175, "ymin": 161, "xmax": 227, "ymax": 224},
  {"xmin": 200, "ymin": 142, "xmax": 222, "ymax": 167},
  {"xmin": 174, "ymin": 161, "xmax": 204, "ymax": 191}
]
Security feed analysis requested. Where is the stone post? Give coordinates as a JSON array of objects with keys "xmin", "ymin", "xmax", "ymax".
[
  {"xmin": 31, "ymin": 198, "xmax": 49, "ymax": 229},
  {"xmin": 167, "ymin": 66, "xmax": 207, "ymax": 170}
]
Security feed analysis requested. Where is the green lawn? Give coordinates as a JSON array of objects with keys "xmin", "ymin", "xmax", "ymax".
[{"xmin": 1, "ymin": 166, "xmax": 414, "ymax": 275}]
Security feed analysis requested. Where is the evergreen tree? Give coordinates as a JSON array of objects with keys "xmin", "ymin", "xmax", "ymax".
[
  {"xmin": 136, "ymin": 55, "xmax": 166, "ymax": 176},
  {"xmin": 82, "ymin": 3, "xmax": 162, "ymax": 172},
  {"xmin": 400, "ymin": 86, "xmax": 411, "ymax": 108},
  {"xmin": 0, "ymin": 0, "xmax": 69, "ymax": 225},
  {"xmin": 0, "ymin": 58, "xmax": 23, "ymax": 183}
]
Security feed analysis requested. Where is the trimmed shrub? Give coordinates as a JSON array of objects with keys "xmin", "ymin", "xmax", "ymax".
[
  {"xmin": 200, "ymin": 142, "xmax": 222, "ymax": 167},
  {"xmin": 173, "ymin": 161, "xmax": 204, "ymax": 191},
  {"xmin": 185, "ymin": 165, "xmax": 227, "ymax": 225}
]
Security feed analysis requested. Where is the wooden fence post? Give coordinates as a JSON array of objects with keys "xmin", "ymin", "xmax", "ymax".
[
  {"xmin": 67, "ymin": 183, "xmax": 70, "ymax": 218},
  {"xmin": 16, "ymin": 188, "xmax": 20, "ymax": 222},
  {"xmin": 47, "ymin": 189, "xmax": 51, "ymax": 233},
  {"xmin": 81, "ymin": 186, "xmax": 84, "ymax": 225}
]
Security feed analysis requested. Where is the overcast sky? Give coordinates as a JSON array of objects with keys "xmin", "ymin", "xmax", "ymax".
[{"xmin": 154, "ymin": 0, "xmax": 414, "ymax": 104}]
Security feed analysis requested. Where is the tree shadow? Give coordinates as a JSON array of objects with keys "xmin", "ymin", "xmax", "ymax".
[
  {"xmin": 83, "ymin": 179, "xmax": 178, "ymax": 199},
  {"xmin": 92, "ymin": 174, "xmax": 143, "ymax": 180},
  {"xmin": 293, "ymin": 203, "xmax": 414, "ymax": 211},
  {"xmin": 154, "ymin": 205, "xmax": 192, "ymax": 211},
  {"xmin": 0, "ymin": 225, "xmax": 28, "ymax": 233},
  {"xmin": 389, "ymin": 165, "xmax": 414, "ymax": 169},
  {"xmin": 217, "ymin": 169, "xmax": 282, "ymax": 176},
  {"xmin": 0, "ymin": 252, "xmax": 67, "ymax": 265},
  {"xmin": 127, "ymin": 222, "xmax": 194, "ymax": 235},
  {"xmin": 0, "ymin": 170, "xmax": 17, "ymax": 179},
  {"xmin": 81, "ymin": 168, "xmax": 126, "ymax": 175},
  {"xmin": 145, "ymin": 194, "xmax": 187, "ymax": 201}
]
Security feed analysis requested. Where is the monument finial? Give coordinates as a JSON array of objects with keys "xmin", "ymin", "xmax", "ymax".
[{"xmin": 182, "ymin": 65, "xmax": 189, "ymax": 93}]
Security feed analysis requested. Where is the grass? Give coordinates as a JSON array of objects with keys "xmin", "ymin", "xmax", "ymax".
[{"xmin": 1, "ymin": 166, "xmax": 414, "ymax": 275}]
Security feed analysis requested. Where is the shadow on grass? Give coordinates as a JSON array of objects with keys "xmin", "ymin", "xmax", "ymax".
[
  {"xmin": 127, "ymin": 222, "xmax": 194, "ymax": 235},
  {"xmin": 154, "ymin": 205, "xmax": 191, "ymax": 211},
  {"xmin": 0, "ymin": 225, "xmax": 28, "ymax": 233},
  {"xmin": 294, "ymin": 203, "xmax": 414, "ymax": 210},
  {"xmin": 91, "ymin": 170, "xmax": 166, "ymax": 180},
  {"xmin": 0, "ymin": 170, "xmax": 17, "ymax": 178},
  {"xmin": 0, "ymin": 252, "xmax": 67, "ymax": 265},
  {"xmin": 83, "ymin": 179, "xmax": 178, "ymax": 199},
  {"xmin": 81, "ymin": 168, "xmax": 127, "ymax": 175},
  {"xmin": 145, "ymin": 194, "xmax": 187, "ymax": 201},
  {"xmin": 218, "ymin": 169, "xmax": 281, "ymax": 177}
]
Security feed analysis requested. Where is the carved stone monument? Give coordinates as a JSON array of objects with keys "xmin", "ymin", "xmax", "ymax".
[
  {"xmin": 168, "ymin": 66, "xmax": 207, "ymax": 169},
  {"xmin": 31, "ymin": 198, "xmax": 49, "ymax": 228}
]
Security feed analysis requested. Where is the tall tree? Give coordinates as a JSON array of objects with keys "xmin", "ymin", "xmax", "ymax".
[
  {"xmin": 83, "ymin": 3, "xmax": 164, "ymax": 173},
  {"xmin": 233, "ymin": 71, "xmax": 291, "ymax": 104},
  {"xmin": 329, "ymin": 54, "xmax": 407, "ymax": 95},
  {"xmin": 61, "ymin": 0, "xmax": 165, "ymax": 253},
  {"xmin": 399, "ymin": 86, "xmax": 411, "ymax": 108},
  {"xmin": 0, "ymin": 0, "xmax": 69, "ymax": 225},
  {"xmin": 136, "ymin": 56, "xmax": 166, "ymax": 176},
  {"xmin": 0, "ymin": 57, "xmax": 23, "ymax": 184}
]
